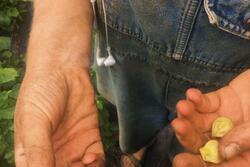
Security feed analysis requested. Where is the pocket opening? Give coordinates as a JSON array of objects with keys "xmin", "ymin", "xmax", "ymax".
[{"xmin": 204, "ymin": 0, "xmax": 250, "ymax": 40}]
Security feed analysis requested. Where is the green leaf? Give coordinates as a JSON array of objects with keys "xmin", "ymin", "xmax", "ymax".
[
  {"xmin": 0, "ymin": 135, "xmax": 7, "ymax": 156},
  {"xmin": 0, "ymin": 91, "xmax": 10, "ymax": 109},
  {"xmin": 0, "ymin": 107, "xmax": 14, "ymax": 119},
  {"xmin": 8, "ymin": 124, "xmax": 14, "ymax": 131},
  {"xmin": 8, "ymin": 84, "xmax": 20, "ymax": 99},
  {"xmin": 3, "ymin": 131, "xmax": 14, "ymax": 165},
  {"xmin": 9, "ymin": 0, "xmax": 17, "ymax": 4},
  {"xmin": 0, "ymin": 14, "xmax": 11, "ymax": 30},
  {"xmin": 0, "ymin": 37, "xmax": 10, "ymax": 52},
  {"xmin": 4, "ymin": 149, "xmax": 14, "ymax": 164},
  {"xmin": 96, "ymin": 99, "xmax": 104, "ymax": 110},
  {"xmin": 2, "ymin": 50, "xmax": 12, "ymax": 58},
  {"xmin": 6, "ymin": 7, "xmax": 19, "ymax": 17},
  {"xmin": 0, "ymin": 68, "xmax": 18, "ymax": 84}
]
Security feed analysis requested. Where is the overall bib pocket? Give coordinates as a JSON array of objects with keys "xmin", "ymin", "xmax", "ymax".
[{"xmin": 204, "ymin": 0, "xmax": 250, "ymax": 39}]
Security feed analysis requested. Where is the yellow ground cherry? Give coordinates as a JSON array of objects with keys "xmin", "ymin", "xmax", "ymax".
[
  {"xmin": 200, "ymin": 140, "xmax": 222, "ymax": 164},
  {"xmin": 212, "ymin": 117, "xmax": 234, "ymax": 138}
]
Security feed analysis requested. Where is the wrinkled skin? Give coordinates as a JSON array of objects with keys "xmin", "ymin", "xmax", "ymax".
[
  {"xmin": 14, "ymin": 69, "xmax": 105, "ymax": 167},
  {"xmin": 172, "ymin": 70, "xmax": 250, "ymax": 167}
]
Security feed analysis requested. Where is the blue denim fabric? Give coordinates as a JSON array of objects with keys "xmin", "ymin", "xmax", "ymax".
[
  {"xmin": 93, "ymin": 0, "xmax": 250, "ymax": 165},
  {"xmin": 204, "ymin": 0, "xmax": 250, "ymax": 39}
]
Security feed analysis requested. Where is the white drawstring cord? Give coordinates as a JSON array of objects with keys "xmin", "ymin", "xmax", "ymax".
[{"xmin": 90, "ymin": 0, "xmax": 116, "ymax": 67}]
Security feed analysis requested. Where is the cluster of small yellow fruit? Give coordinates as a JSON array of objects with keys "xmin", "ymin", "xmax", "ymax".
[{"xmin": 199, "ymin": 117, "xmax": 234, "ymax": 164}]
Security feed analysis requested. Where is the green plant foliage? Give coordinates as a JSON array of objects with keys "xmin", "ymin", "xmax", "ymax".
[
  {"xmin": 96, "ymin": 95, "xmax": 119, "ymax": 152},
  {"xmin": 90, "ymin": 68, "xmax": 119, "ymax": 153},
  {"xmin": 0, "ymin": 37, "xmax": 10, "ymax": 52},
  {"xmin": 0, "ymin": 68, "xmax": 18, "ymax": 84},
  {"xmin": 0, "ymin": 45, "xmax": 23, "ymax": 167},
  {"xmin": 0, "ymin": 0, "xmax": 29, "ymax": 32}
]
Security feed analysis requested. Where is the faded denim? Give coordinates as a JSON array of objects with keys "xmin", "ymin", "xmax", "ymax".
[{"xmin": 93, "ymin": 0, "xmax": 250, "ymax": 166}]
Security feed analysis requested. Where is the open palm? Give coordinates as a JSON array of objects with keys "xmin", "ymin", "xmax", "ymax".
[
  {"xmin": 14, "ymin": 69, "xmax": 104, "ymax": 167},
  {"xmin": 172, "ymin": 70, "xmax": 250, "ymax": 167}
]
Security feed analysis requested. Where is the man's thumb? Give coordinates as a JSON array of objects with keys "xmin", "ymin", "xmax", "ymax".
[{"xmin": 219, "ymin": 122, "xmax": 250, "ymax": 160}]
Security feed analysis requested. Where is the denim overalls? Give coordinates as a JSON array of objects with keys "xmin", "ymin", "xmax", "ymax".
[{"xmin": 93, "ymin": 0, "xmax": 250, "ymax": 166}]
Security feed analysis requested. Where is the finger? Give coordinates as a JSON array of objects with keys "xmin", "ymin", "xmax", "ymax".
[
  {"xmin": 173, "ymin": 153, "xmax": 206, "ymax": 167},
  {"xmin": 219, "ymin": 122, "xmax": 250, "ymax": 160},
  {"xmin": 15, "ymin": 110, "xmax": 54, "ymax": 167},
  {"xmin": 54, "ymin": 127, "xmax": 104, "ymax": 166},
  {"xmin": 173, "ymin": 153, "xmax": 250, "ymax": 167},
  {"xmin": 83, "ymin": 153, "xmax": 97, "ymax": 165},
  {"xmin": 71, "ymin": 161, "xmax": 84, "ymax": 167},
  {"xmin": 83, "ymin": 153, "xmax": 105, "ymax": 166},
  {"xmin": 83, "ymin": 141, "xmax": 105, "ymax": 166},
  {"xmin": 211, "ymin": 152, "xmax": 250, "ymax": 167},
  {"xmin": 171, "ymin": 118, "xmax": 208, "ymax": 153},
  {"xmin": 84, "ymin": 155, "xmax": 105, "ymax": 167},
  {"xmin": 82, "ymin": 119, "xmax": 104, "ymax": 166},
  {"xmin": 186, "ymin": 88, "xmax": 220, "ymax": 113},
  {"xmin": 176, "ymin": 100, "xmax": 210, "ymax": 132},
  {"xmin": 83, "ymin": 152, "xmax": 105, "ymax": 167}
]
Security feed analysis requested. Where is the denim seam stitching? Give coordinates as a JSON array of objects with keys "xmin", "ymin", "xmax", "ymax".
[
  {"xmin": 113, "ymin": 50, "xmax": 231, "ymax": 87},
  {"xmin": 110, "ymin": 23, "xmax": 164, "ymax": 53},
  {"xmin": 111, "ymin": 37, "xmax": 248, "ymax": 73},
  {"xmin": 173, "ymin": 0, "xmax": 202, "ymax": 59},
  {"xmin": 103, "ymin": 20, "xmax": 168, "ymax": 55},
  {"xmin": 173, "ymin": 0, "xmax": 193, "ymax": 58},
  {"xmin": 185, "ymin": 56, "xmax": 250, "ymax": 72}
]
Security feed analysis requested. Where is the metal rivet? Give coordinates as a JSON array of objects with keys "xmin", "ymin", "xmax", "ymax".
[{"xmin": 172, "ymin": 53, "xmax": 182, "ymax": 61}]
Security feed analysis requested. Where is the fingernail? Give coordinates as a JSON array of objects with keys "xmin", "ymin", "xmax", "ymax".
[
  {"xmin": 83, "ymin": 154, "xmax": 96, "ymax": 164},
  {"xmin": 224, "ymin": 143, "xmax": 242, "ymax": 160}
]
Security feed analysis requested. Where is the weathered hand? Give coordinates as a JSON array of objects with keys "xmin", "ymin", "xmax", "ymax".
[
  {"xmin": 172, "ymin": 70, "xmax": 250, "ymax": 167},
  {"xmin": 14, "ymin": 68, "xmax": 104, "ymax": 167}
]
